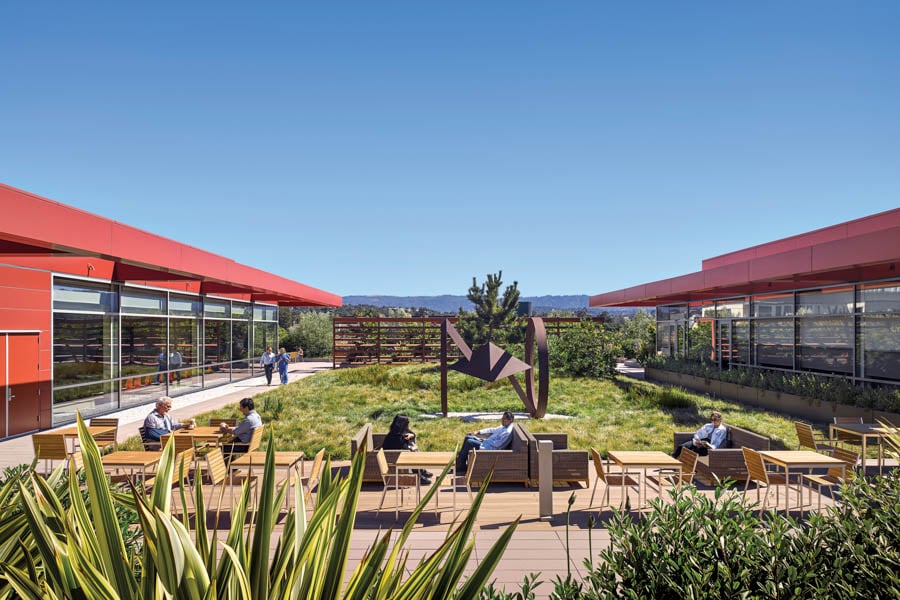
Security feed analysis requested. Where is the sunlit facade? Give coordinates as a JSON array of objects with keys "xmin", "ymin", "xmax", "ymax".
[{"xmin": 591, "ymin": 209, "xmax": 900, "ymax": 386}]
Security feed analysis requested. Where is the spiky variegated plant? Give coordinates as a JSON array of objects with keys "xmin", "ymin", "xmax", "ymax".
[{"xmin": 0, "ymin": 414, "xmax": 517, "ymax": 599}]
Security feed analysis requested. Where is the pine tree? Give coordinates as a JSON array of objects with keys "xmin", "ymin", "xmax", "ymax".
[{"xmin": 458, "ymin": 271, "xmax": 521, "ymax": 347}]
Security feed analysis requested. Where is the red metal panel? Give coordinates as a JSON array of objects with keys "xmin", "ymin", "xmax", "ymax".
[
  {"xmin": 748, "ymin": 248, "xmax": 813, "ymax": 281},
  {"xmin": 0, "ymin": 182, "xmax": 341, "ymax": 307},
  {"xmin": 703, "ymin": 261, "xmax": 751, "ymax": 289},
  {"xmin": 811, "ymin": 227, "xmax": 900, "ymax": 272}
]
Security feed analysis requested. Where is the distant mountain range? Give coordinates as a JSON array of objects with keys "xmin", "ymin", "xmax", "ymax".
[{"xmin": 341, "ymin": 295, "xmax": 636, "ymax": 315}]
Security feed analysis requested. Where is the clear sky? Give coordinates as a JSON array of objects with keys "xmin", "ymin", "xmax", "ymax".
[{"xmin": 2, "ymin": 2, "xmax": 898, "ymax": 298}]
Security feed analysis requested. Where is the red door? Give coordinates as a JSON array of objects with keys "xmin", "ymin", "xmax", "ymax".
[{"xmin": 1, "ymin": 333, "xmax": 41, "ymax": 438}]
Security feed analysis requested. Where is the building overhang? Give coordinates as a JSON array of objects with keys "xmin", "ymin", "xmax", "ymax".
[
  {"xmin": 591, "ymin": 208, "xmax": 900, "ymax": 308},
  {"xmin": 0, "ymin": 183, "xmax": 342, "ymax": 307}
]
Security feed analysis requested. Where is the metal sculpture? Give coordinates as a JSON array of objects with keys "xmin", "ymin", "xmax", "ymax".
[{"xmin": 440, "ymin": 317, "xmax": 550, "ymax": 418}]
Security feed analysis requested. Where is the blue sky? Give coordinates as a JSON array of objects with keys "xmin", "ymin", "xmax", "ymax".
[{"xmin": 2, "ymin": 2, "xmax": 898, "ymax": 298}]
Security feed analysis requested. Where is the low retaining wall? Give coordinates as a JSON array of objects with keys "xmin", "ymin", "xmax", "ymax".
[{"xmin": 645, "ymin": 367, "xmax": 900, "ymax": 425}]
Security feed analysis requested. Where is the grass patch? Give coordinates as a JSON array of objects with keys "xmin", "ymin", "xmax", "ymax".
[{"xmin": 121, "ymin": 364, "xmax": 807, "ymax": 457}]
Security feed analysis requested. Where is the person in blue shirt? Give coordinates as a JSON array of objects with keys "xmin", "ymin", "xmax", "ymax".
[
  {"xmin": 220, "ymin": 397, "xmax": 264, "ymax": 461},
  {"xmin": 673, "ymin": 411, "xmax": 727, "ymax": 458},
  {"xmin": 276, "ymin": 347, "xmax": 290, "ymax": 385},
  {"xmin": 456, "ymin": 411, "xmax": 515, "ymax": 473},
  {"xmin": 143, "ymin": 396, "xmax": 183, "ymax": 442}
]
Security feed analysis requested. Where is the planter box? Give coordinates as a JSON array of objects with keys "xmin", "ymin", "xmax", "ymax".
[{"xmin": 644, "ymin": 368, "xmax": 900, "ymax": 424}]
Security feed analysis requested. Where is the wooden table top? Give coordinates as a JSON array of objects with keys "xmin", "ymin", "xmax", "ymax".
[
  {"xmin": 395, "ymin": 452, "xmax": 456, "ymax": 468},
  {"xmin": 101, "ymin": 451, "xmax": 163, "ymax": 467},
  {"xmin": 230, "ymin": 451, "xmax": 305, "ymax": 468},
  {"xmin": 53, "ymin": 425, "xmax": 116, "ymax": 438},
  {"xmin": 830, "ymin": 423, "xmax": 890, "ymax": 435},
  {"xmin": 759, "ymin": 450, "xmax": 847, "ymax": 468},
  {"xmin": 607, "ymin": 451, "xmax": 682, "ymax": 468}
]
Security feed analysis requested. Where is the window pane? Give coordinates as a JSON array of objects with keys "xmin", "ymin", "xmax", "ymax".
[
  {"xmin": 232, "ymin": 321, "xmax": 249, "ymax": 363},
  {"xmin": 233, "ymin": 302, "xmax": 252, "ymax": 320},
  {"xmin": 53, "ymin": 280, "xmax": 116, "ymax": 313},
  {"xmin": 204, "ymin": 320, "xmax": 230, "ymax": 368},
  {"xmin": 753, "ymin": 293, "xmax": 793, "ymax": 317},
  {"xmin": 797, "ymin": 316, "xmax": 852, "ymax": 374},
  {"xmin": 755, "ymin": 318, "xmax": 793, "ymax": 368},
  {"xmin": 53, "ymin": 313, "xmax": 116, "ymax": 386},
  {"xmin": 859, "ymin": 284, "xmax": 900, "ymax": 314},
  {"xmin": 797, "ymin": 288, "xmax": 854, "ymax": 316},
  {"xmin": 254, "ymin": 304, "xmax": 278, "ymax": 321},
  {"xmin": 861, "ymin": 315, "xmax": 900, "ymax": 380},
  {"xmin": 170, "ymin": 294, "xmax": 201, "ymax": 316},
  {"xmin": 732, "ymin": 320, "xmax": 750, "ymax": 364},
  {"xmin": 253, "ymin": 322, "xmax": 277, "ymax": 358},
  {"xmin": 121, "ymin": 289, "xmax": 166, "ymax": 315},
  {"xmin": 716, "ymin": 300, "xmax": 748, "ymax": 318},
  {"xmin": 121, "ymin": 316, "xmax": 167, "ymax": 383},
  {"xmin": 204, "ymin": 300, "xmax": 229, "ymax": 318}
]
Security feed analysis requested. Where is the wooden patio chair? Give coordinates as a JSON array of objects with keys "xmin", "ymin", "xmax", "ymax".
[
  {"xmin": 794, "ymin": 421, "xmax": 836, "ymax": 453},
  {"xmin": 143, "ymin": 448, "xmax": 195, "ymax": 516},
  {"xmin": 89, "ymin": 417, "xmax": 119, "ymax": 453},
  {"xmin": 205, "ymin": 447, "xmax": 256, "ymax": 515},
  {"xmin": 441, "ymin": 450, "xmax": 477, "ymax": 512},
  {"xmin": 376, "ymin": 448, "xmax": 412, "ymax": 514},
  {"xmin": 303, "ymin": 448, "xmax": 326, "ymax": 509},
  {"xmin": 227, "ymin": 425, "xmax": 264, "ymax": 456},
  {"xmin": 32, "ymin": 433, "xmax": 81, "ymax": 476},
  {"xmin": 742, "ymin": 447, "xmax": 789, "ymax": 511},
  {"xmin": 588, "ymin": 447, "xmax": 639, "ymax": 510},
  {"xmin": 803, "ymin": 447, "xmax": 859, "ymax": 514},
  {"xmin": 209, "ymin": 418, "xmax": 237, "ymax": 428},
  {"xmin": 648, "ymin": 447, "xmax": 698, "ymax": 492}
]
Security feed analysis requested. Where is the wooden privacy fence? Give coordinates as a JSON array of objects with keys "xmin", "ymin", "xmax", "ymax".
[{"xmin": 332, "ymin": 316, "xmax": 604, "ymax": 368}]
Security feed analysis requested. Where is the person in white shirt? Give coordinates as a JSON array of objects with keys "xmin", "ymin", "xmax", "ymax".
[
  {"xmin": 674, "ymin": 411, "xmax": 727, "ymax": 458},
  {"xmin": 456, "ymin": 411, "xmax": 515, "ymax": 473},
  {"xmin": 259, "ymin": 346, "xmax": 276, "ymax": 385}
]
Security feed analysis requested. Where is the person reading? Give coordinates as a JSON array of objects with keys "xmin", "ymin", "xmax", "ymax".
[
  {"xmin": 382, "ymin": 414, "xmax": 432, "ymax": 484},
  {"xmin": 673, "ymin": 411, "xmax": 727, "ymax": 458}
]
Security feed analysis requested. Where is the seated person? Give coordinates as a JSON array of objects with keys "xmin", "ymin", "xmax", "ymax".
[
  {"xmin": 673, "ymin": 411, "xmax": 727, "ymax": 458},
  {"xmin": 382, "ymin": 414, "xmax": 431, "ymax": 484},
  {"xmin": 220, "ymin": 397, "xmax": 263, "ymax": 461},
  {"xmin": 456, "ymin": 410, "xmax": 515, "ymax": 473},
  {"xmin": 143, "ymin": 396, "xmax": 183, "ymax": 442}
]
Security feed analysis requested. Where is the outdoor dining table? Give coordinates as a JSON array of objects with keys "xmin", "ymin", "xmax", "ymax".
[
  {"xmin": 759, "ymin": 450, "xmax": 847, "ymax": 511},
  {"xmin": 394, "ymin": 451, "xmax": 456, "ymax": 518},
  {"xmin": 606, "ymin": 451, "xmax": 683, "ymax": 507},
  {"xmin": 229, "ymin": 451, "xmax": 305, "ymax": 510},
  {"xmin": 828, "ymin": 423, "xmax": 890, "ymax": 473},
  {"xmin": 171, "ymin": 426, "xmax": 227, "ymax": 444},
  {"xmin": 101, "ymin": 450, "xmax": 162, "ymax": 482},
  {"xmin": 53, "ymin": 424, "xmax": 117, "ymax": 453}
]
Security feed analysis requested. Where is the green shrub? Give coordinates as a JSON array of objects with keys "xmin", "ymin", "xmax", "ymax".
[
  {"xmin": 281, "ymin": 310, "xmax": 333, "ymax": 357},
  {"xmin": 549, "ymin": 320, "xmax": 618, "ymax": 379}
]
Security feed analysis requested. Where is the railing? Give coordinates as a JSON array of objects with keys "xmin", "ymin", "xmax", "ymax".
[{"xmin": 332, "ymin": 316, "xmax": 605, "ymax": 368}]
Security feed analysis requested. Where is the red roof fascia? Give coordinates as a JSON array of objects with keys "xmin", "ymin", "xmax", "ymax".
[
  {"xmin": 591, "ymin": 209, "xmax": 900, "ymax": 308},
  {"xmin": 0, "ymin": 183, "xmax": 341, "ymax": 307}
]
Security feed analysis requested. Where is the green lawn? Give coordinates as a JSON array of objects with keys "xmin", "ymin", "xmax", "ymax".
[{"xmin": 123, "ymin": 364, "xmax": 806, "ymax": 457}]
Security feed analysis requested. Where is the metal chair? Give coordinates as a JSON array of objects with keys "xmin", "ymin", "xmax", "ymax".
[
  {"xmin": 138, "ymin": 426, "xmax": 160, "ymax": 451},
  {"xmin": 589, "ymin": 447, "xmax": 639, "ymax": 509},
  {"xmin": 742, "ymin": 447, "xmax": 789, "ymax": 511},
  {"xmin": 89, "ymin": 417, "xmax": 119, "ymax": 453}
]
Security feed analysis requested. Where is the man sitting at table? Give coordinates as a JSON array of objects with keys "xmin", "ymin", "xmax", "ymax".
[
  {"xmin": 673, "ymin": 411, "xmax": 727, "ymax": 458},
  {"xmin": 143, "ymin": 396, "xmax": 183, "ymax": 443},
  {"xmin": 220, "ymin": 397, "xmax": 263, "ymax": 461},
  {"xmin": 455, "ymin": 410, "xmax": 515, "ymax": 474}
]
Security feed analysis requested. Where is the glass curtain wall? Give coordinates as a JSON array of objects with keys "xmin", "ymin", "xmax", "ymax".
[
  {"xmin": 52, "ymin": 276, "xmax": 280, "ymax": 425},
  {"xmin": 656, "ymin": 279, "xmax": 900, "ymax": 386}
]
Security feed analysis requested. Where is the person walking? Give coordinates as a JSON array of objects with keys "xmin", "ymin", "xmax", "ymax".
[
  {"xmin": 276, "ymin": 347, "xmax": 290, "ymax": 385},
  {"xmin": 259, "ymin": 346, "xmax": 276, "ymax": 385}
]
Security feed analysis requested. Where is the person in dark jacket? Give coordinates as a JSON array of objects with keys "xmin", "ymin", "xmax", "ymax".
[{"xmin": 382, "ymin": 414, "xmax": 432, "ymax": 484}]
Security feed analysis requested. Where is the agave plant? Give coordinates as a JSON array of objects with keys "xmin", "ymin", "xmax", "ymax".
[{"xmin": 0, "ymin": 414, "xmax": 517, "ymax": 599}]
